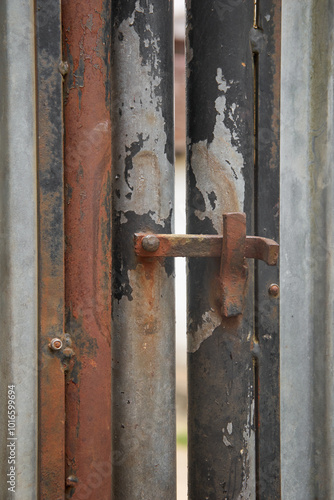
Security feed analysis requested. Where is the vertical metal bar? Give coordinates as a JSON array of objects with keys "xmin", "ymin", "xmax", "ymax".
[
  {"xmin": 36, "ymin": 1, "xmax": 65, "ymax": 497},
  {"xmin": 111, "ymin": 1, "xmax": 175, "ymax": 498},
  {"xmin": 62, "ymin": 0, "xmax": 112, "ymax": 498},
  {"xmin": 186, "ymin": 1, "xmax": 256, "ymax": 498},
  {"xmin": 253, "ymin": 1, "xmax": 281, "ymax": 497},
  {"xmin": 281, "ymin": 0, "xmax": 334, "ymax": 498},
  {"xmin": 0, "ymin": 0, "xmax": 38, "ymax": 497}
]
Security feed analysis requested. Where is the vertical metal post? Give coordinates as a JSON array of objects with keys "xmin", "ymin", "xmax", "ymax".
[
  {"xmin": 36, "ymin": 0, "xmax": 65, "ymax": 497},
  {"xmin": 186, "ymin": 2, "xmax": 255, "ymax": 497},
  {"xmin": 186, "ymin": 0, "xmax": 281, "ymax": 497},
  {"xmin": 111, "ymin": 1, "xmax": 175, "ymax": 498},
  {"xmin": 281, "ymin": 1, "xmax": 334, "ymax": 498},
  {"xmin": 0, "ymin": 1, "xmax": 38, "ymax": 497},
  {"xmin": 62, "ymin": 0, "xmax": 112, "ymax": 498},
  {"xmin": 254, "ymin": 1, "xmax": 281, "ymax": 497}
]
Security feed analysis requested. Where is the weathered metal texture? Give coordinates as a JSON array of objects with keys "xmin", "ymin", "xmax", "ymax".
[
  {"xmin": 62, "ymin": 1, "xmax": 112, "ymax": 498},
  {"xmin": 0, "ymin": 0, "xmax": 38, "ymax": 497},
  {"xmin": 253, "ymin": 0, "xmax": 281, "ymax": 497},
  {"xmin": 186, "ymin": 2, "xmax": 256, "ymax": 497},
  {"xmin": 36, "ymin": 1, "xmax": 66, "ymax": 498},
  {"xmin": 220, "ymin": 213, "xmax": 247, "ymax": 317},
  {"xmin": 134, "ymin": 230, "xmax": 279, "ymax": 264},
  {"xmin": 281, "ymin": 1, "xmax": 334, "ymax": 498},
  {"xmin": 186, "ymin": 0, "xmax": 281, "ymax": 497},
  {"xmin": 111, "ymin": 1, "xmax": 175, "ymax": 498}
]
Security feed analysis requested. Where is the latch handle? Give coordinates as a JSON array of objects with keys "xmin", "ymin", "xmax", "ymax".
[{"xmin": 134, "ymin": 212, "xmax": 279, "ymax": 317}]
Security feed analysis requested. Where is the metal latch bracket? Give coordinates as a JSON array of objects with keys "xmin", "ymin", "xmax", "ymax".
[{"xmin": 134, "ymin": 212, "xmax": 279, "ymax": 317}]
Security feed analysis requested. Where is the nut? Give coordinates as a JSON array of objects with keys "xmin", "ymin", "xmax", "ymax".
[
  {"xmin": 268, "ymin": 283, "xmax": 279, "ymax": 297},
  {"xmin": 49, "ymin": 338, "xmax": 63, "ymax": 351},
  {"xmin": 142, "ymin": 235, "xmax": 160, "ymax": 252}
]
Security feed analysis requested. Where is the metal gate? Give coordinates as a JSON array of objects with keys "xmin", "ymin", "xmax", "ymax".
[{"xmin": 1, "ymin": 0, "xmax": 334, "ymax": 499}]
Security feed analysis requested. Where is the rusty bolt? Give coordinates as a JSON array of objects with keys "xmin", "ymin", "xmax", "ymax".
[
  {"xmin": 49, "ymin": 338, "xmax": 63, "ymax": 351},
  {"xmin": 66, "ymin": 475, "xmax": 78, "ymax": 487},
  {"xmin": 268, "ymin": 283, "xmax": 280, "ymax": 297},
  {"xmin": 62, "ymin": 347, "xmax": 74, "ymax": 358},
  {"xmin": 58, "ymin": 61, "xmax": 69, "ymax": 76},
  {"xmin": 142, "ymin": 235, "xmax": 160, "ymax": 252}
]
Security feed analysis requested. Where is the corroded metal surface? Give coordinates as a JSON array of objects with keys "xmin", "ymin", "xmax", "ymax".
[
  {"xmin": 36, "ymin": 1, "xmax": 66, "ymax": 497},
  {"xmin": 186, "ymin": 0, "xmax": 281, "ymax": 497},
  {"xmin": 111, "ymin": 1, "xmax": 175, "ymax": 498},
  {"xmin": 62, "ymin": 0, "xmax": 112, "ymax": 498},
  {"xmin": 134, "ymin": 231, "xmax": 278, "ymax": 263},
  {"xmin": 220, "ymin": 213, "xmax": 247, "ymax": 317}
]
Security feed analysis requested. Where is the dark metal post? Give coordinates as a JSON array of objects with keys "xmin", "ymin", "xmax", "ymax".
[
  {"xmin": 111, "ymin": 2, "xmax": 175, "ymax": 498},
  {"xmin": 254, "ymin": 1, "xmax": 281, "ymax": 497},
  {"xmin": 186, "ymin": 0, "xmax": 280, "ymax": 497}
]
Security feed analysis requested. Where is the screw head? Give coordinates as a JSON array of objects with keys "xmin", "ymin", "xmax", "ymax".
[
  {"xmin": 142, "ymin": 235, "xmax": 160, "ymax": 252},
  {"xmin": 66, "ymin": 475, "xmax": 78, "ymax": 487},
  {"xmin": 49, "ymin": 338, "xmax": 63, "ymax": 351},
  {"xmin": 268, "ymin": 283, "xmax": 279, "ymax": 297}
]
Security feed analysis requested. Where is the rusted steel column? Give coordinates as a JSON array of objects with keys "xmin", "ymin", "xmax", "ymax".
[
  {"xmin": 111, "ymin": 2, "xmax": 175, "ymax": 499},
  {"xmin": 62, "ymin": 1, "xmax": 112, "ymax": 498},
  {"xmin": 36, "ymin": 1, "xmax": 66, "ymax": 497},
  {"xmin": 186, "ymin": 1, "xmax": 256, "ymax": 498}
]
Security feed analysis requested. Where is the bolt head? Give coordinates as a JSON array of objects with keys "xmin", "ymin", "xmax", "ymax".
[
  {"xmin": 66, "ymin": 475, "xmax": 78, "ymax": 487},
  {"xmin": 142, "ymin": 235, "xmax": 160, "ymax": 252},
  {"xmin": 268, "ymin": 283, "xmax": 279, "ymax": 297},
  {"xmin": 49, "ymin": 338, "xmax": 63, "ymax": 351},
  {"xmin": 58, "ymin": 61, "xmax": 69, "ymax": 76}
]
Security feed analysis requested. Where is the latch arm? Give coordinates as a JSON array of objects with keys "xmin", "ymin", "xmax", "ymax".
[{"xmin": 134, "ymin": 213, "xmax": 279, "ymax": 317}]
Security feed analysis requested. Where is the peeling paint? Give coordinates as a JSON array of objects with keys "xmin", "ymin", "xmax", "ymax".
[
  {"xmin": 238, "ymin": 392, "xmax": 255, "ymax": 500},
  {"xmin": 112, "ymin": 21, "xmax": 173, "ymax": 222},
  {"xmin": 111, "ymin": 2, "xmax": 175, "ymax": 498},
  {"xmin": 188, "ymin": 309, "xmax": 221, "ymax": 353}
]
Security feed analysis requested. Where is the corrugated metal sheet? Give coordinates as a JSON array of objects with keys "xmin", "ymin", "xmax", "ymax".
[
  {"xmin": 281, "ymin": 0, "xmax": 334, "ymax": 498},
  {"xmin": 0, "ymin": 0, "xmax": 38, "ymax": 497}
]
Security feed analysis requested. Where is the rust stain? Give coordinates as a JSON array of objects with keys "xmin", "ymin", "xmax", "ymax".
[
  {"xmin": 37, "ymin": 3, "xmax": 66, "ymax": 498},
  {"xmin": 134, "ymin": 232, "xmax": 279, "ymax": 264},
  {"xmin": 62, "ymin": 0, "xmax": 112, "ymax": 498}
]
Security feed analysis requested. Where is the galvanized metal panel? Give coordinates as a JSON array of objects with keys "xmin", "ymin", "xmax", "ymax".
[
  {"xmin": 111, "ymin": 1, "xmax": 176, "ymax": 498},
  {"xmin": 0, "ymin": 0, "xmax": 38, "ymax": 497},
  {"xmin": 281, "ymin": 0, "xmax": 334, "ymax": 498}
]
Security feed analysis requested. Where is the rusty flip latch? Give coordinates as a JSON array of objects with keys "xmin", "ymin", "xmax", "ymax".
[{"xmin": 134, "ymin": 212, "xmax": 279, "ymax": 317}]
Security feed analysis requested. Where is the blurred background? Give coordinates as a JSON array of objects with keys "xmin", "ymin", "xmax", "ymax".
[{"xmin": 174, "ymin": 2, "xmax": 187, "ymax": 498}]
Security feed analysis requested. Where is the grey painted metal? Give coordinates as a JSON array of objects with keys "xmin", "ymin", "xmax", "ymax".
[
  {"xmin": 111, "ymin": 2, "xmax": 175, "ymax": 499},
  {"xmin": 0, "ymin": 0, "xmax": 38, "ymax": 498},
  {"xmin": 281, "ymin": 0, "xmax": 334, "ymax": 498}
]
